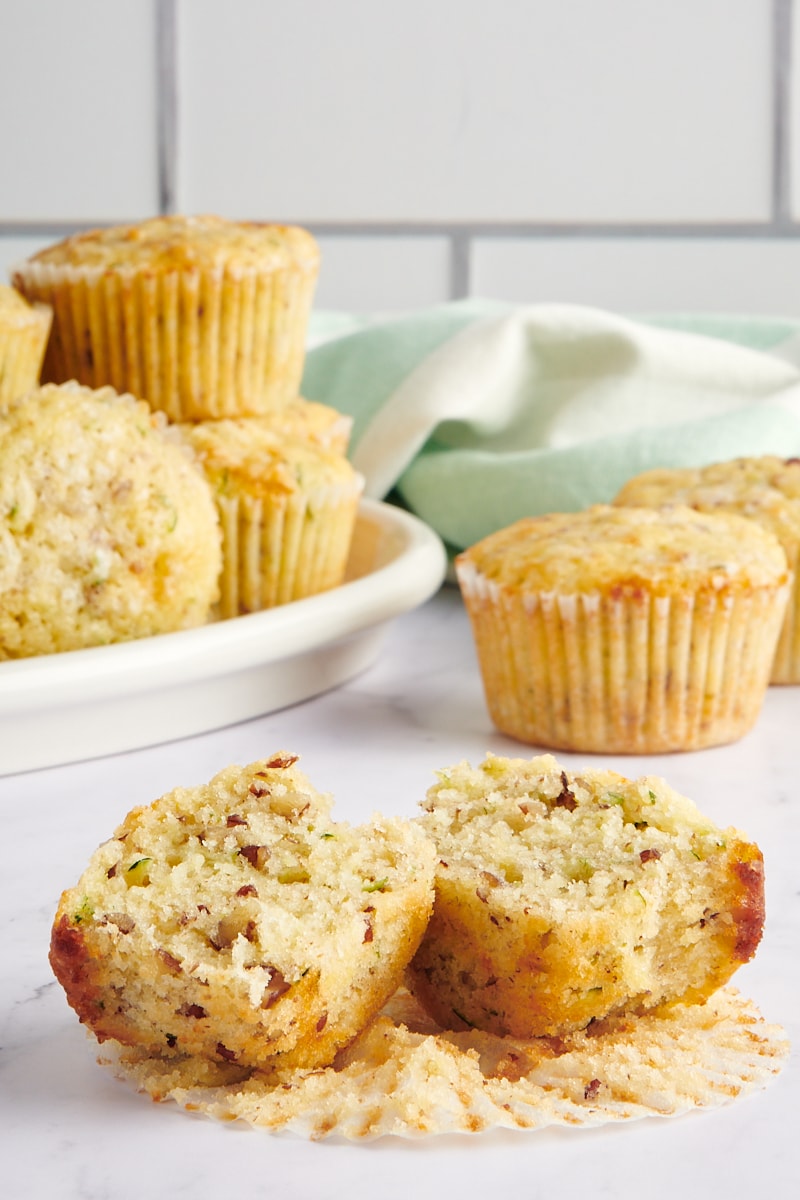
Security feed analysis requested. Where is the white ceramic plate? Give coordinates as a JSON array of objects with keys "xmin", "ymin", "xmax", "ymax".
[{"xmin": 0, "ymin": 499, "xmax": 446, "ymax": 776}]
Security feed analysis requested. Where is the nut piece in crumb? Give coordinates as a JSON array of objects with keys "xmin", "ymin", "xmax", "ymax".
[
  {"xmin": 50, "ymin": 754, "xmax": 436, "ymax": 1071},
  {"xmin": 0, "ymin": 381, "xmax": 221, "ymax": 659},
  {"xmin": 406, "ymin": 752, "xmax": 764, "ymax": 1039}
]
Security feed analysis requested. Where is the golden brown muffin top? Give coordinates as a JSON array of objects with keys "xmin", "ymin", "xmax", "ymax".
[
  {"xmin": 24, "ymin": 215, "xmax": 319, "ymax": 273},
  {"xmin": 615, "ymin": 457, "xmax": 800, "ymax": 547},
  {"xmin": 180, "ymin": 418, "xmax": 360, "ymax": 500},
  {"xmin": 457, "ymin": 504, "xmax": 789, "ymax": 595}
]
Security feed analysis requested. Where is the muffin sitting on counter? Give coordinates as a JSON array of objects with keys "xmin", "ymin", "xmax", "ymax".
[
  {"xmin": 455, "ymin": 504, "xmax": 789, "ymax": 753},
  {"xmin": 615, "ymin": 456, "xmax": 800, "ymax": 684}
]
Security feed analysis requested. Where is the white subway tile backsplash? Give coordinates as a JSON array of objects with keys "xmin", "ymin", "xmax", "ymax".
[
  {"xmin": 470, "ymin": 237, "xmax": 800, "ymax": 317},
  {"xmin": 313, "ymin": 236, "xmax": 451, "ymax": 312},
  {"xmin": 0, "ymin": 1, "xmax": 159, "ymax": 221},
  {"xmin": 178, "ymin": 0, "xmax": 771, "ymax": 224}
]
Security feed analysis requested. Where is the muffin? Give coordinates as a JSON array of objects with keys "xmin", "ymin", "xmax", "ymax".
[
  {"xmin": 455, "ymin": 505, "xmax": 789, "ymax": 753},
  {"xmin": 50, "ymin": 754, "xmax": 436, "ymax": 1071},
  {"xmin": 180, "ymin": 418, "xmax": 363, "ymax": 618},
  {"xmin": 406, "ymin": 753, "xmax": 764, "ymax": 1039},
  {"xmin": 0, "ymin": 381, "xmax": 221, "ymax": 658},
  {"xmin": 12, "ymin": 215, "xmax": 320, "ymax": 421},
  {"xmin": 615, "ymin": 457, "xmax": 800, "ymax": 684},
  {"xmin": 0, "ymin": 284, "xmax": 52, "ymax": 411}
]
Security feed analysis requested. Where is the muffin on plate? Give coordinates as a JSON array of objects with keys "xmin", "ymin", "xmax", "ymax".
[
  {"xmin": 0, "ymin": 284, "xmax": 51, "ymax": 411},
  {"xmin": 180, "ymin": 418, "xmax": 363, "ymax": 618},
  {"xmin": 407, "ymin": 752, "xmax": 764, "ymax": 1038},
  {"xmin": 50, "ymin": 754, "xmax": 436, "ymax": 1071},
  {"xmin": 0, "ymin": 381, "xmax": 221, "ymax": 658},
  {"xmin": 12, "ymin": 215, "xmax": 320, "ymax": 421},
  {"xmin": 455, "ymin": 505, "xmax": 789, "ymax": 753},
  {"xmin": 615, "ymin": 457, "xmax": 800, "ymax": 684}
]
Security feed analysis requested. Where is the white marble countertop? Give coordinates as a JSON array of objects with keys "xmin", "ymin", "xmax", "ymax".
[{"xmin": 2, "ymin": 583, "xmax": 798, "ymax": 1199}]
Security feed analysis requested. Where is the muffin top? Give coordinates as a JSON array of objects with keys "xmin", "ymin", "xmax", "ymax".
[
  {"xmin": 456, "ymin": 504, "xmax": 789, "ymax": 595},
  {"xmin": 0, "ymin": 382, "xmax": 221, "ymax": 658},
  {"xmin": 21, "ymin": 215, "xmax": 320, "ymax": 273},
  {"xmin": 181, "ymin": 418, "xmax": 362, "ymax": 501},
  {"xmin": 615, "ymin": 457, "xmax": 800, "ymax": 547},
  {"xmin": 0, "ymin": 283, "xmax": 51, "ymax": 328}
]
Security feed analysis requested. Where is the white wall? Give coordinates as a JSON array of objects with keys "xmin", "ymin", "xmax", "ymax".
[{"xmin": 1, "ymin": 0, "xmax": 798, "ymax": 317}]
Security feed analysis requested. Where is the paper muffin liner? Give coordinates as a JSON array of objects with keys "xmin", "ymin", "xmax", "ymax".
[
  {"xmin": 102, "ymin": 985, "xmax": 788, "ymax": 1141},
  {"xmin": 0, "ymin": 301, "xmax": 51, "ymax": 410},
  {"xmin": 12, "ymin": 259, "xmax": 317, "ymax": 421},
  {"xmin": 215, "ymin": 477, "xmax": 363, "ymax": 618},
  {"xmin": 457, "ymin": 563, "xmax": 789, "ymax": 752},
  {"xmin": 769, "ymin": 538, "xmax": 800, "ymax": 683}
]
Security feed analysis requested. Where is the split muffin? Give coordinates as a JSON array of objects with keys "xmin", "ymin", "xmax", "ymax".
[
  {"xmin": 615, "ymin": 457, "xmax": 800, "ymax": 684},
  {"xmin": 12, "ymin": 214, "xmax": 320, "ymax": 421},
  {"xmin": 455, "ymin": 504, "xmax": 789, "ymax": 753},
  {"xmin": 180, "ymin": 418, "xmax": 363, "ymax": 618},
  {"xmin": 0, "ymin": 284, "xmax": 51, "ymax": 411},
  {"xmin": 50, "ymin": 754, "xmax": 436, "ymax": 1072},
  {"xmin": 0, "ymin": 381, "xmax": 221, "ymax": 659},
  {"xmin": 407, "ymin": 753, "xmax": 764, "ymax": 1039}
]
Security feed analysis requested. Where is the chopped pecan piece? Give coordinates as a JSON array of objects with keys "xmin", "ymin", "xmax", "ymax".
[
  {"xmin": 260, "ymin": 967, "xmax": 291, "ymax": 1009},
  {"xmin": 176, "ymin": 1003, "xmax": 208, "ymax": 1019},
  {"xmin": 553, "ymin": 771, "xmax": 577, "ymax": 812},
  {"xmin": 156, "ymin": 949, "xmax": 183, "ymax": 974},
  {"xmin": 239, "ymin": 844, "xmax": 269, "ymax": 869},
  {"xmin": 639, "ymin": 848, "xmax": 661, "ymax": 863}
]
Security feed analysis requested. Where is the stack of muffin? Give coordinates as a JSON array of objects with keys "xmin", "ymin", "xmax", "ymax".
[
  {"xmin": 0, "ymin": 216, "xmax": 363, "ymax": 659},
  {"xmin": 457, "ymin": 458, "xmax": 800, "ymax": 755}
]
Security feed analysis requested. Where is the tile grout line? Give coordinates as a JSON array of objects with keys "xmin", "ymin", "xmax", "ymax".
[
  {"xmin": 773, "ymin": 0, "xmax": 794, "ymax": 225},
  {"xmin": 156, "ymin": 0, "xmax": 178, "ymax": 216}
]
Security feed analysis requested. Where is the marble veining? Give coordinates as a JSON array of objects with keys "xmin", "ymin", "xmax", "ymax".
[{"xmin": 1, "ymin": 583, "xmax": 798, "ymax": 1199}]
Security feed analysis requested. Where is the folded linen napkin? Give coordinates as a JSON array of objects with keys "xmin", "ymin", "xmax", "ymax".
[{"xmin": 302, "ymin": 301, "xmax": 800, "ymax": 551}]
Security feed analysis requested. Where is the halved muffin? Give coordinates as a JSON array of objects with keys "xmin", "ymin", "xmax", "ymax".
[
  {"xmin": 407, "ymin": 753, "xmax": 764, "ymax": 1039},
  {"xmin": 50, "ymin": 754, "xmax": 436, "ymax": 1071}
]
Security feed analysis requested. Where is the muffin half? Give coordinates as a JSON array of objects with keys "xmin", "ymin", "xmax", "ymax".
[
  {"xmin": 50, "ymin": 754, "xmax": 436, "ymax": 1071},
  {"xmin": 407, "ymin": 753, "xmax": 764, "ymax": 1039}
]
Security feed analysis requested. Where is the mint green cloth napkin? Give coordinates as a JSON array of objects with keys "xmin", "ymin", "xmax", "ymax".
[{"xmin": 302, "ymin": 302, "xmax": 800, "ymax": 551}]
